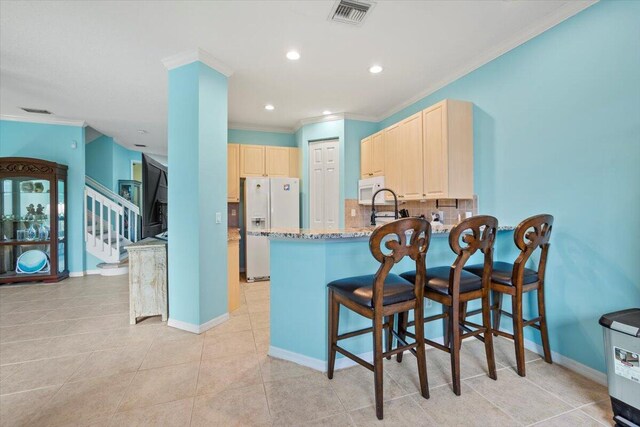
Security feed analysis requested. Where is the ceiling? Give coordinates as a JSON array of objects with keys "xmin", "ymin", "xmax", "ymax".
[{"xmin": 0, "ymin": 1, "xmax": 593, "ymax": 154}]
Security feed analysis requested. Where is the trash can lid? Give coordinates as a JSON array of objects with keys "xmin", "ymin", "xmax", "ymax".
[{"xmin": 599, "ymin": 308, "xmax": 640, "ymax": 337}]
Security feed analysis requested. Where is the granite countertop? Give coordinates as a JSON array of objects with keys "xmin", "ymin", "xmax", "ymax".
[
  {"xmin": 228, "ymin": 228, "xmax": 241, "ymax": 242},
  {"xmin": 125, "ymin": 237, "xmax": 167, "ymax": 250},
  {"xmin": 247, "ymin": 225, "xmax": 515, "ymax": 240}
]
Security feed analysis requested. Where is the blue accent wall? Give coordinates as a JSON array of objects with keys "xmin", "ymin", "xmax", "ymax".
[
  {"xmin": 367, "ymin": 0, "xmax": 640, "ymax": 372},
  {"xmin": 86, "ymin": 135, "xmax": 142, "ymax": 192},
  {"xmin": 228, "ymin": 128, "xmax": 295, "ymax": 147},
  {"xmin": 0, "ymin": 120, "xmax": 86, "ymax": 274},
  {"xmin": 168, "ymin": 61, "xmax": 228, "ymax": 326}
]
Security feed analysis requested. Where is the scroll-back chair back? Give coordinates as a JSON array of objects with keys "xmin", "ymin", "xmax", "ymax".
[{"xmin": 511, "ymin": 214, "xmax": 554, "ymax": 288}]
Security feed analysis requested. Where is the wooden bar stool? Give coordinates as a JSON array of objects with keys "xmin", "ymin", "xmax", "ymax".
[
  {"xmin": 327, "ymin": 218, "xmax": 431, "ymax": 420},
  {"xmin": 399, "ymin": 215, "xmax": 498, "ymax": 396},
  {"xmin": 464, "ymin": 214, "xmax": 554, "ymax": 377}
]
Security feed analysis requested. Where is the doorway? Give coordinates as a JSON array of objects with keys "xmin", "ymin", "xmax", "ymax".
[
  {"xmin": 131, "ymin": 161, "xmax": 142, "ymax": 182},
  {"xmin": 308, "ymin": 139, "xmax": 339, "ymax": 230}
]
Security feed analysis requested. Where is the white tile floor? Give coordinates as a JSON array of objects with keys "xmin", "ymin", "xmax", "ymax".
[{"xmin": 0, "ymin": 274, "xmax": 614, "ymax": 426}]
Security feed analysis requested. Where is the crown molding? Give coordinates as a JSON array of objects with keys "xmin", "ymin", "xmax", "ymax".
[
  {"xmin": 377, "ymin": 0, "xmax": 596, "ymax": 122},
  {"xmin": 293, "ymin": 112, "xmax": 377, "ymax": 132},
  {"xmin": 162, "ymin": 48, "xmax": 234, "ymax": 77},
  {"xmin": 228, "ymin": 122, "xmax": 294, "ymax": 134},
  {"xmin": 0, "ymin": 114, "xmax": 86, "ymax": 127}
]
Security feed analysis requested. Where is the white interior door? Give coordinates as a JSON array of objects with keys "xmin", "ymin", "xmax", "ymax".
[{"xmin": 309, "ymin": 139, "xmax": 339, "ymax": 230}]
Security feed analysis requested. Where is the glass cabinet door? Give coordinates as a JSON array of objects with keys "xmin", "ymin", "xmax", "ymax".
[
  {"xmin": 0, "ymin": 177, "xmax": 53, "ymax": 278},
  {"xmin": 57, "ymin": 179, "xmax": 66, "ymax": 273}
]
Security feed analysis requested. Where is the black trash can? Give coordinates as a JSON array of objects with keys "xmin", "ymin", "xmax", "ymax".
[{"xmin": 599, "ymin": 308, "xmax": 640, "ymax": 426}]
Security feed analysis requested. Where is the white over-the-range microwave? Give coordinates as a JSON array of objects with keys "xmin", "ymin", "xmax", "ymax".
[{"xmin": 358, "ymin": 176, "xmax": 391, "ymax": 205}]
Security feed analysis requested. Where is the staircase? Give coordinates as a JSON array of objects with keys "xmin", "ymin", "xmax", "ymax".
[{"xmin": 84, "ymin": 176, "xmax": 141, "ymax": 276}]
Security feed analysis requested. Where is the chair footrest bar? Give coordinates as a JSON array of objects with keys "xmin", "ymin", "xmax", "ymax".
[
  {"xmin": 337, "ymin": 322, "xmax": 390, "ymax": 341},
  {"xmin": 493, "ymin": 329, "xmax": 514, "ymax": 339},
  {"xmin": 461, "ymin": 320, "xmax": 485, "ymax": 330},
  {"xmin": 425, "ymin": 338, "xmax": 450, "ymax": 353},
  {"xmin": 383, "ymin": 343, "xmax": 416, "ymax": 358},
  {"xmin": 523, "ymin": 317, "xmax": 542, "ymax": 327},
  {"xmin": 334, "ymin": 346, "xmax": 374, "ymax": 371},
  {"xmin": 465, "ymin": 308, "xmax": 483, "ymax": 317}
]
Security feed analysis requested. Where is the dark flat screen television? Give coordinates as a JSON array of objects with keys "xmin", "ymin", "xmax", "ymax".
[{"xmin": 141, "ymin": 154, "xmax": 168, "ymax": 238}]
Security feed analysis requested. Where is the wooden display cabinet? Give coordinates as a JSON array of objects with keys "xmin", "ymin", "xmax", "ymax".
[{"xmin": 0, "ymin": 157, "xmax": 69, "ymax": 284}]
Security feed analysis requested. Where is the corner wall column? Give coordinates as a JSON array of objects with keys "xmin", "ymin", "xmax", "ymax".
[{"xmin": 164, "ymin": 50, "xmax": 231, "ymax": 332}]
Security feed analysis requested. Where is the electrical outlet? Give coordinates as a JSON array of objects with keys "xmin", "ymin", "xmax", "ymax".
[
  {"xmin": 231, "ymin": 209, "xmax": 237, "ymax": 216},
  {"xmin": 350, "ymin": 209, "xmax": 356, "ymax": 217},
  {"xmin": 425, "ymin": 299, "xmax": 432, "ymax": 308},
  {"xmin": 215, "ymin": 212, "xmax": 222, "ymax": 224}
]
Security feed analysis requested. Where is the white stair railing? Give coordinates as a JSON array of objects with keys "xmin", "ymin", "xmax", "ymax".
[{"xmin": 84, "ymin": 176, "xmax": 141, "ymax": 264}]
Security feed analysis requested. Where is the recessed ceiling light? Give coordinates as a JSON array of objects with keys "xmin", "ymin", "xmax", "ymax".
[
  {"xmin": 322, "ymin": 110, "xmax": 332, "ymax": 115},
  {"xmin": 134, "ymin": 144, "xmax": 147, "ymax": 148},
  {"xmin": 286, "ymin": 50, "xmax": 300, "ymax": 61},
  {"xmin": 265, "ymin": 104, "xmax": 275, "ymax": 111},
  {"xmin": 369, "ymin": 65, "xmax": 383, "ymax": 74},
  {"xmin": 137, "ymin": 129, "xmax": 147, "ymax": 134}
]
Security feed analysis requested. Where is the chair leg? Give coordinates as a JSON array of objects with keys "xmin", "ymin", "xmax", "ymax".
[
  {"xmin": 373, "ymin": 314, "xmax": 384, "ymax": 420},
  {"xmin": 492, "ymin": 290, "xmax": 503, "ymax": 335},
  {"xmin": 537, "ymin": 286, "xmax": 552, "ymax": 364},
  {"xmin": 413, "ymin": 300, "xmax": 430, "ymax": 399},
  {"xmin": 449, "ymin": 302, "xmax": 461, "ymax": 395},
  {"xmin": 327, "ymin": 290, "xmax": 339, "ymax": 379},
  {"xmin": 511, "ymin": 294, "xmax": 526, "ymax": 377},
  {"xmin": 386, "ymin": 315, "xmax": 394, "ymax": 360},
  {"xmin": 481, "ymin": 293, "xmax": 497, "ymax": 380},
  {"xmin": 442, "ymin": 304, "xmax": 450, "ymax": 347},
  {"xmin": 396, "ymin": 311, "xmax": 407, "ymax": 363}
]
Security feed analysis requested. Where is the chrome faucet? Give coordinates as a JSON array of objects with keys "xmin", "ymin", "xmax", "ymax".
[{"xmin": 370, "ymin": 188, "xmax": 399, "ymax": 226}]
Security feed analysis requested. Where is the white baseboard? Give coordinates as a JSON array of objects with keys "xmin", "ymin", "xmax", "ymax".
[
  {"xmin": 68, "ymin": 271, "xmax": 85, "ymax": 277},
  {"xmin": 167, "ymin": 312, "xmax": 229, "ymax": 334},
  {"xmin": 68, "ymin": 269, "xmax": 106, "ymax": 277},
  {"xmin": 85, "ymin": 269, "xmax": 101, "ymax": 275},
  {"xmin": 523, "ymin": 338, "xmax": 607, "ymax": 386},
  {"xmin": 268, "ymin": 346, "xmax": 375, "ymax": 372}
]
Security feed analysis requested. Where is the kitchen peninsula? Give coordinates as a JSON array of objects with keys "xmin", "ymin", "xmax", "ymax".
[{"xmin": 250, "ymin": 225, "xmax": 516, "ymax": 371}]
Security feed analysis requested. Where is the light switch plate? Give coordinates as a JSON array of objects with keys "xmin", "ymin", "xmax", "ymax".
[
  {"xmin": 351, "ymin": 209, "xmax": 356, "ymax": 217},
  {"xmin": 231, "ymin": 209, "xmax": 237, "ymax": 216},
  {"xmin": 215, "ymin": 212, "xmax": 222, "ymax": 223}
]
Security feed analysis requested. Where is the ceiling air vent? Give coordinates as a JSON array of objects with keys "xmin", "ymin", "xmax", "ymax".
[
  {"xmin": 329, "ymin": 0, "xmax": 375, "ymax": 26},
  {"xmin": 21, "ymin": 107, "xmax": 52, "ymax": 114}
]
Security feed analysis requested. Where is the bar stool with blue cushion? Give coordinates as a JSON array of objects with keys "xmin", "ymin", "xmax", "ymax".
[
  {"xmin": 327, "ymin": 218, "xmax": 431, "ymax": 420},
  {"xmin": 399, "ymin": 215, "xmax": 498, "ymax": 396},
  {"xmin": 463, "ymin": 214, "xmax": 554, "ymax": 377}
]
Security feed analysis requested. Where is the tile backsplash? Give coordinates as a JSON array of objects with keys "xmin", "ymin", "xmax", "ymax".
[{"xmin": 345, "ymin": 197, "xmax": 478, "ymax": 228}]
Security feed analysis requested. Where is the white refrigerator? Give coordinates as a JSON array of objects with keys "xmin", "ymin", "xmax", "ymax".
[{"xmin": 245, "ymin": 177, "xmax": 300, "ymax": 282}]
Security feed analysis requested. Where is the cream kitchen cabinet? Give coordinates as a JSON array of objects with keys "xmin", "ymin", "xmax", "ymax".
[
  {"xmin": 239, "ymin": 144, "xmax": 266, "ymax": 177},
  {"xmin": 266, "ymin": 146, "xmax": 290, "ymax": 177},
  {"xmin": 238, "ymin": 144, "xmax": 299, "ymax": 178},
  {"xmin": 227, "ymin": 143, "xmax": 240, "ymax": 202},
  {"xmin": 360, "ymin": 131, "xmax": 384, "ymax": 179},
  {"xmin": 288, "ymin": 147, "xmax": 300, "ymax": 178},
  {"xmin": 422, "ymin": 99, "xmax": 473, "ymax": 199},
  {"xmin": 383, "ymin": 112, "xmax": 423, "ymax": 200}
]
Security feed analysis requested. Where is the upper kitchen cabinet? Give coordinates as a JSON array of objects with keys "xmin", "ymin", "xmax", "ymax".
[
  {"xmin": 239, "ymin": 144, "xmax": 300, "ymax": 179},
  {"xmin": 240, "ymin": 144, "xmax": 266, "ymax": 177},
  {"xmin": 400, "ymin": 112, "xmax": 424, "ymax": 200},
  {"xmin": 266, "ymin": 146, "xmax": 291, "ymax": 177},
  {"xmin": 227, "ymin": 144, "xmax": 240, "ymax": 202},
  {"xmin": 288, "ymin": 147, "xmax": 300, "ymax": 178},
  {"xmin": 360, "ymin": 131, "xmax": 384, "ymax": 179},
  {"xmin": 383, "ymin": 122, "xmax": 403, "ymax": 200},
  {"xmin": 422, "ymin": 99, "xmax": 473, "ymax": 199},
  {"xmin": 383, "ymin": 112, "xmax": 423, "ymax": 200}
]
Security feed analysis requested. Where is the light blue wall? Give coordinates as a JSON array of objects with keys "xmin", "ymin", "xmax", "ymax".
[
  {"xmin": 168, "ymin": 61, "xmax": 228, "ymax": 327},
  {"xmin": 112, "ymin": 142, "xmax": 142, "ymax": 191},
  {"xmin": 0, "ymin": 120, "xmax": 86, "ymax": 274},
  {"xmin": 86, "ymin": 135, "xmax": 142, "ymax": 193},
  {"xmin": 228, "ymin": 128, "xmax": 295, "ymax": 147},
  {"xmin": 367, "ymin": 0, "xmax": 639, "ymax": 372},
  {"xmin": 85, "ymin": 135, "xmax": 114, "ymax": 189},
  {"xmin": 296, "ymin": 120, "xmax": 345, "ymax": 228},
  {"xmin": 344, "ymin": 120, "xmax": 378, "ymax": 199}
]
